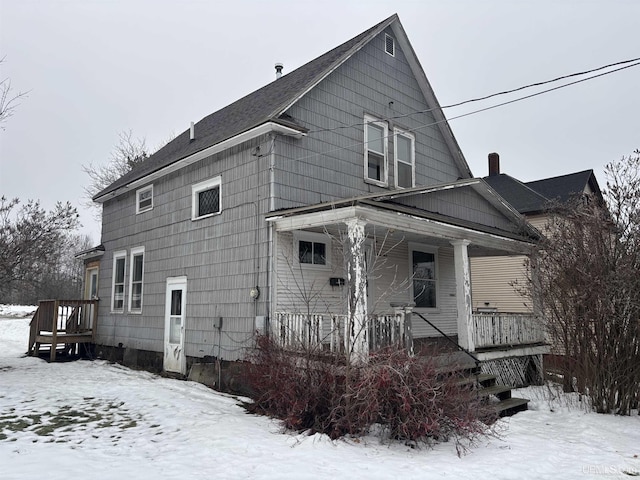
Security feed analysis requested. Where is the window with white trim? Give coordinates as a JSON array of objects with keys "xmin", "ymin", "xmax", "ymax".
[
  {"xmin": 410, "ymin": 245, "xmax": 438, "ymax": 309},
  {"xmin": 128, "ymin": 247, "xmax": 145, "ymax": 313},
  {"xmin": 364, "ymin": 115, "xmax": 388, "ymax": 186},
  {"xmin": 394, "ymin": 128, "xmax": 415, "ymax": 188},
  {"xmin": 111, "ymin": 251, "xmax": 127, "ymax": 312},
  {"xmin": 295, "ymin": 231, "xmax": 330, "ymax": 267},
  {"xmin": 136, "ymin": 185, "xmax": 153, "ymax": 214},
  {"xmin": 385, "ymin": 34, "xmax": 395, "ymax": 56},
  {"xmin": 192, "ymin": 176, "xmax": 222, "ymax": 220}
]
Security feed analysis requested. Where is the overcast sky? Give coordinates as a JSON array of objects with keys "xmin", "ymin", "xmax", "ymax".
[{"xmin": 1, "ymin": 0, "xmax": 638, "ymax": 241}]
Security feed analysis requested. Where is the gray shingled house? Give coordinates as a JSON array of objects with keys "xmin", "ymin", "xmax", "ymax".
[{"xmin": 61, "ymin": 15, "xmax": 548, "ymax": 391}]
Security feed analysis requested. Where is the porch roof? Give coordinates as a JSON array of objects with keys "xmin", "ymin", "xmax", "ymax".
[{"xmin": 266, "ymin": 180, "xmax": 540, "ymax": 256}]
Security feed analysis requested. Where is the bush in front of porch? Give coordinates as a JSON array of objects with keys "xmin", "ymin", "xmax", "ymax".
[{"xmin": 242, "ymin": 336, "xmax": 496, "ymax": 451}]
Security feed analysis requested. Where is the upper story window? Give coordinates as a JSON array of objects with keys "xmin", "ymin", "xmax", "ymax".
[
  {"xmin": 410, "ymin": 245, "xmax": 438, "ymax": 309},
  {"xmin": 385, "ymin": 34, "xmax": 395, "ymax": 56},
  {"xmin": 295, "ymin": 231, "xmax": 330, "ymax": 268},
  {"xmin": 192, "ymin": 176, "xmax": 222, "ymax": 220},
  {"xmin": 129, "ymin": 247, "xmax": 145, "ymax": 313},
  {"xmin": 136, "ymin": 185, "xmax": 153, "ymax": 214},
  {"xmin": 111, "ymin": 250, "xmax": 127, "ymax": 312},
  {"xmin": 364, "ymin": 115, "xmax": 388, "ymax": 186},
  {"xmin": 394, "ymin": 129, "xmax": 415, "ymax": 188}
]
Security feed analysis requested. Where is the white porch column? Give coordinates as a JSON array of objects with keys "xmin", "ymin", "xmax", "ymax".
[
  {"xmin": 451, "ymin": 240, "xmax": 475, "ymax": 352},
  {"xmin": 345, "ymin": 218, "xmax": 368, "ymax": 364}
]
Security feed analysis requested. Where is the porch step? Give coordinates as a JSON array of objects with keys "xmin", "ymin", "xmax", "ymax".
[
  {"xmin": 478, "ymin": 384, "xmax": 513, "ymax": 401},
  {"xmin": 493, "ymin": 397, "xmax": 529, "ymax": 417}
]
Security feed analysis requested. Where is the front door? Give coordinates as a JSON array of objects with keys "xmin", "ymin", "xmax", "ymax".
[{"xmin": 164, "ymin": 277, "xmax": 187, "ymax": 374}]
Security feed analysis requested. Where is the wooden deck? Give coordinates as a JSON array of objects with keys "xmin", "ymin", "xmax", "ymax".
[{"xmin": 28, "ymin": 299, "xmax": 98, "ymax": 361}]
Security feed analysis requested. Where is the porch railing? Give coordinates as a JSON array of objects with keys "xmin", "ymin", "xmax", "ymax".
[
  {"xmin": 472, "ymin": 313, "xmax": 545, "ymax": 350},
  {"xmin": 273, "ymin": 312, "xmax": 408, "ymax": 354},
  {"xmin": 28, "ymin": 299, "xmax": 99, "ymax": 361}
]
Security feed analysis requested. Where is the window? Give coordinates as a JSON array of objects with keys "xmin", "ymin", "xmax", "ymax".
[
  {"xmin": 111, "ymin": 251, "xmax": 127, "ymax": 312},
  {"xmin": 129, "ymin": 247, "xmax": 145, "ymax": 312},
  {"xmin": 364, "ymin": 115, "xmax": 388, "ymax": 186},
  {"xmin": 410, "ymin": 246, "xmax": 438, "ymax": 309},
  {"xmin": 385, "ymin": 34, "xmax": 395, "ymax": 56},
  {"xmin": 192, "ymin": 176, "xmax": 222, "ymax": 220},
  {"xmin": 136, "ymin": 185, "xmax": 153, "ymax": 214},
  {"xmin": 394, "ymin": 129, "xmax": 415, "ymax": 188},
  {"xmin": 295, "ymin": 231, "xmax": 330, "ymax": 267}
]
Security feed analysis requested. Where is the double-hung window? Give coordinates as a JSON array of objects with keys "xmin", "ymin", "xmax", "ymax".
[
  {"xmin": 192, "ymin": 176, "xmax": 222, "ymax": 220},
  {"xmin": 410, "ymin": 245, "xmax": 438, "ymax": 309},
  {"xmin": 394, "ymin": 128, "xmax": 415, "ymax": 188},
  {"xmin": 136, "ymin": 185, "xmax": 153, "ymax": 214},
  {"xmin": 111, "ymin": 251, "xmax": 127, "ymax": 312},
  {"xmin": 364, "ymin": 115, "xmax": 388, "ymax": 186},
  {"xmin": 295, "ymin": 232, "xmax": 330, "ymax": 267},
  {"xmin": 129, "ymin": 247, "xmax": 145, "ymax": 313}
]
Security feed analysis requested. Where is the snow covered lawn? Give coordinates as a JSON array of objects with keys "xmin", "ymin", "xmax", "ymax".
[{"xmin": 1, "ymin": 309, "xmax": 639, "ymax": 479}]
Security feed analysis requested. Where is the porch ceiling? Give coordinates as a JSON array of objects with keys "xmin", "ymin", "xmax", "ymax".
[{"xmin": 267, "ymin": 204, "xmax": 535, "ymax": 256}]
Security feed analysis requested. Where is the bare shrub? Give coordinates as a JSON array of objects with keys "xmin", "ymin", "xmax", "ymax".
[{"xmin": 243, "ymin": 337, "xmax": 495, "ymax": 450}]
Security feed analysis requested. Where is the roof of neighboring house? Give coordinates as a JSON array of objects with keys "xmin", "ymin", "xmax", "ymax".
[
  {"xmin": 484, "ymin": 169, "xmax": 602, "ymax": 215},
  {"xmin": 94, "ymin": 14, "xmax": 471, "ymax": 201}
]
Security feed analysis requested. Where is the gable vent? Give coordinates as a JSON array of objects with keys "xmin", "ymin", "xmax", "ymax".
[{"xmin": 385, "ymin": 34, "xmax": 395, "ymax": 56}]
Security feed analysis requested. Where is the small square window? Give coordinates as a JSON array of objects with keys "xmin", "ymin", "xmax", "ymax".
[
  {"xmin": 192, "ymin": 176, "xmax": 222, "ymax": 220},
  {"xmin": 136, "ymin": 185, "xmax": 153, "ymax": 214},
  {"xmin": 299, "ymin": 240, "xmax": 326, "ymax": 265}
]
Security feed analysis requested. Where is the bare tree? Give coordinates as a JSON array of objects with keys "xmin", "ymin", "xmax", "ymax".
[
  {"xmin": 528, "ymin": 150, "xmax": 640, "ymax": 414},
  {"xmin": 0, "ymin": 197, "xmax": 80, "ymax": 303},
  {"xmin": 0, "ymin": 57, "xmax": 28, "ymax": 128}
]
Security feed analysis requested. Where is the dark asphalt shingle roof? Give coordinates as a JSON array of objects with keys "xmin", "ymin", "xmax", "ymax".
[
  {"xmin": 94, "ymin": 15, "xmax": 397, "ymax": 200},
  {"xmin": 525, "ymin": 170, "xmax": 598, "ymax": 204},
  {"xmin": 483, "ymin": 174, "xmax": 550, "ymax": 214}
]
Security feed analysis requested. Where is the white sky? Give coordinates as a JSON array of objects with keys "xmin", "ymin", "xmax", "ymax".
[{"xmin": 1, "ymin": 0, "xmax": 638, "ymax": 241}]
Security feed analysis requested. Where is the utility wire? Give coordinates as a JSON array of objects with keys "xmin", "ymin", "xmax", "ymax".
[
  {"xmin": 307, "ymin": 57, "xmax": 640, "ymax": 135},
  {"xmin": 296, "ymin": 59, "xmax": 640, "ymax": 162}
]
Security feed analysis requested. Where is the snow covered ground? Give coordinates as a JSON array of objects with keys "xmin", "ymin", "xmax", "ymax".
[{"xmin": 1, "ymin": 307, "xmax": 638, "ymax": 479}]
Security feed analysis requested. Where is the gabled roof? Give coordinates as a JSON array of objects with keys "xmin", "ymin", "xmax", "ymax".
[
  {"xmin": 94, "ymin": 14, "xmax": 471, "ymax": 201},
  {"xmin": 484, "ymin": 169, "xmax": 603, "ymax": 215},
  {"xmin": 525, "ymin": 170, "xmax": 601, "ymax": 204},
  {"xmin": 484, "ymin": 174, "xmax": 550, "ymax": 214}
]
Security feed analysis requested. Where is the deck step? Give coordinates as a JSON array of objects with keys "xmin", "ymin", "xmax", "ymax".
[
  {"xmin": 494, "ymin": 397, "xmax": 529, "ymax": 417},
  {"xmin": 455, "ymin": 373, "xmax": 496, "ymax": 387},
  {"xmin": 478, "ymin": 384, "xmax": 513, "ymax": 400}
]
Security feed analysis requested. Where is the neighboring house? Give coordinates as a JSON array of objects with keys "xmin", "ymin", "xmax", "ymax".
[
  {"xmin": 471, "ymin": 152, "xmax": 603, "ymax": 314},
  {"xmin": 70, "ymin": 15, "xmax": 546, "ymax": 385}
]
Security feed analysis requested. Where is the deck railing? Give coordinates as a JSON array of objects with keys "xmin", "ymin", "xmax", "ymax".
[
  {"xmin": 273, "ymin": 312, "xmax": 409, "ymax": 354},
  {"xmin": 472, "ymin": 313, "xmax": 545, "ymax": 350},
  {"xmin": 28, "ymin": 299, "xmax": 99, "ymax": 361}
]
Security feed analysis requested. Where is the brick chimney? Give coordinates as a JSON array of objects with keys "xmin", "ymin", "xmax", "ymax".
[{"xmin": 488, "ymin": 152, "xmax": 500, "ymax": 176}]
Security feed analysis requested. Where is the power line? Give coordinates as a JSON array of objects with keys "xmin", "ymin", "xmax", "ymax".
[
  {"xmin": 295, "ymin": 59, "xmax": 640, "ymax": 163},
  {"xmin": 306, "ymin": 57, "xmax": 640, "ymax": 135}
]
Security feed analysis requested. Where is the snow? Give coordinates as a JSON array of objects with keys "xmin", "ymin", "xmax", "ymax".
[{"xmin": 1, "ymin": 309, "xmax": 639, "ymax": 479}]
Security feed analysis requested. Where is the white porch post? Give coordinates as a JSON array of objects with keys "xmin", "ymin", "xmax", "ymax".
[
  {"xmin": 451, "ymin": 240, "xmax": 475, "ymax": 352},
  {"xmin": 345, "ymin": 218, "xmax": 368, "ymax": 364}
]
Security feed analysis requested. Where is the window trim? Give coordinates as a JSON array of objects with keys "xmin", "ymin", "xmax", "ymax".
[
  {"xmin": 363, "ymin": 114, "xmax": 388, "ymax": 187},
  {"xmin": 191, "ymin": 176, "xmax": 222, "ymax": 221},
  {"xmin": 294, "ymin": 231, "xmax": 331, "ymax": 269},
  {"xmin": 111, "ymin": 250, "xmax": 127, "ymax": 313},
  {"xmin": 394, "ymin": 128, "xmax": 415, "ymax": 189},
  {"xmin": 385, "ymin": 34, "xmax": 395, "ymax": 57},
  {"xmin": 128, "ymin": 246, "xmax": 145, "ymax": 313},
  {"xmin": 136, "ymin": 184, "xmax": 154, "ymax": 214},
  {"xmin": 408, "ymin": 243, "xmax": 439, "ymax": 311}
]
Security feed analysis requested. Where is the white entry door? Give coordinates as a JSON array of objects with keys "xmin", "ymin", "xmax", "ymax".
[{"xmin": 164, "ymin": 277, "xmax": 187, "ymax": 374}]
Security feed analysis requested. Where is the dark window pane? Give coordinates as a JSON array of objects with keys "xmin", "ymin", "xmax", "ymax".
[
  {"xmin": 413, "ymin": 251, "xmax": 435, "ymax": 280},
  {"xmin": 171, "ymin": 289, "xmax": 182, "ymax": 316},
  {"xmin": 131, "ymin": 284, "xmax": 142, "ymax": 309},
  {"xmin": 198, "ymin": 186, "xmax": 220, "ymax": 217},
  {"xmin": 133, "ymin": 254, "xmax": 143, "ymax": 281},
  {"xmin": 413, "ymin": 279, "xmax": 436, "ymax": 308},
  {"xmin": 115, "ymin": 258, "xmax": 125, "ymax": 283},
  {"xmin": 313, "ymin": 242, "xmax": 326, "ymax": 265},
  {"xmin": 397, "ymin": 162, "xmax": 412, "ymax": 188},
  {"xmin": 299, "ymin": 240, "xmax": 313, "ymax": 264},
  {"xmin": 368, "ymin": 152, "xmax": 384, "ymax": 181}
]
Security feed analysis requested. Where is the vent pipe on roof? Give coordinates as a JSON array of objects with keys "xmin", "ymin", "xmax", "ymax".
[
  {"xmin": 488, "ymin": 152, "xmax": 500, "ymax": 176},
  {"xmin": 190, "ymin": 121, "xmax": 195, "ymax": 142},
  {"xmin": 275, "ymin": 63, "xmax": 283, "ymax": 79}
]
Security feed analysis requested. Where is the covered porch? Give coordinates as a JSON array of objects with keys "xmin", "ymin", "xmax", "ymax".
[{"xmin": 266, "ymin": 182, "xmax": 547, "ymax": 366}]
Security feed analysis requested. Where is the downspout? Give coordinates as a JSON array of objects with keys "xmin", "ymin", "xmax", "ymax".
[{"xmin": 266, "ymin": 134, "xmax": 277, "ymax": 329}]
